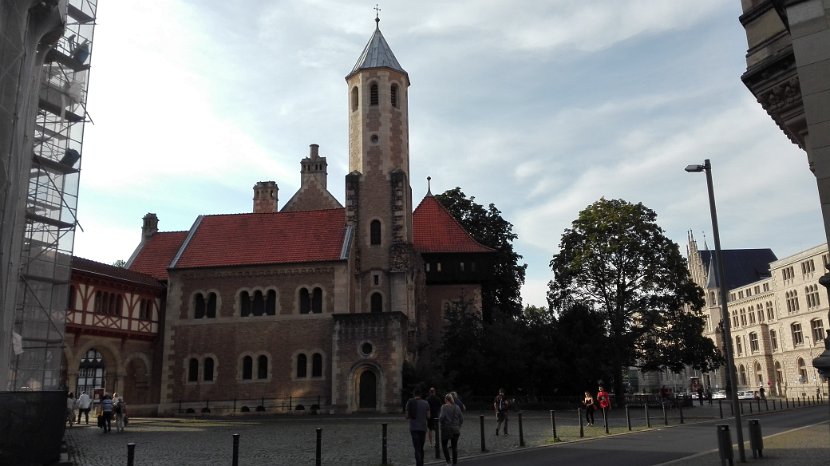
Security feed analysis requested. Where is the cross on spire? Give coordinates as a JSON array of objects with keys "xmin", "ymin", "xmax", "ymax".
[{"xmin": 374, "ymin": 4, "xmax": 381, "ymax": 27}]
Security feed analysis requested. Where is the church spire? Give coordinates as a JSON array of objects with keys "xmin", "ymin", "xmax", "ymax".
[{"xmin": 346, "ymin": 14, "xmax": 409, "ymax": 84}]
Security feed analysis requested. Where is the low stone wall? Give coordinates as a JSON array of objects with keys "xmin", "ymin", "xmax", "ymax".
[{"xmin": 0, "ymin": 391, "xmax": 66, "ymax": 465}]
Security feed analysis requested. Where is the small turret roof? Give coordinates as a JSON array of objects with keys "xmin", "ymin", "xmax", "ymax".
[{"xmin": 347, "ymin": 20, "xmax": 408, "ymax": 83}]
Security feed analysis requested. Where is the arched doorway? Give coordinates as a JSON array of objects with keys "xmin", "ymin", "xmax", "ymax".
[
  {"xmin": 358, "ymin": 370, "xmax": 377, "ymax": 410},
  {"xmin": 124, "ymin": 358, "xmax": 150, "ymax": 405}
]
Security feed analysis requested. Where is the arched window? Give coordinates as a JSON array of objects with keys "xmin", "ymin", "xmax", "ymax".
[
  {"xmin": 242, "ymin": 356, "xmax": 253, "ymax": 380},
  {"xmin": 188, "ymin": 358, "xmax": 199, "ymax": 382},
  {"xmin": 300, "ymin": 288, "xmax": 311, "ymax": 314},
  {"xmin": 791, "ymin": 322, "xmax": 804, "ymax": 345},
  {"xmin": 370, "ymin": 83, "xmax": 378, "ymax": 106},
  {"xmin": 266, "ymin": 290, "xmax": 277, "ymax": 315},
  {"xmin": 297, "ymin": 354, "xmax": 307, "ymax": 378},
  {"xmin": 351, "ymin": 86, "xmax": 359, "ymax": 111},
  {"xmin": 206, "ymin": 292, "xmax": 217, "ymax": 318},
  {"xmin": 312, "ymin": 287, "xmax": 323, "ymax": 314},
  {"xmin": 203, "ymin": 357, "xmax": 215, "ymax": 382},
  {"xmin": 252, "ymin": 290, "xmax": 265, "ymax": 316},
  {"xmin": 312, "ymin": 353, "xmax": 323, "ymax": 377},
  {"xmin": 754, "ymin": 362, "xmax": 763, "ymax": 385},
  {"xmin": 76, "ymin": 348, "xmax": 104, "ymax": 395},
  {"xmin": 370, "ymin": 293, "xmax": 382, "ymax": 313},
  {"xmin": 708, "ymin": 291, "xmax": 716, "ymax": 306},
  {"xmin": 391, "ymin": 83, "xmax": 398, "ymax": 108},
  {"xmin": 370, "ymin": 220, "xmax": 381, "ymax": 245},
  {"xmin": 195, "ymin": 292, "xmax": 217, "ymax": 319},
  {"xmin": 739, "ymin": 364, "xmax": 747, "ymax": 386},
  {"xmin": 797, "ymin": 357, "xmax": 808, "ymax": 383},
  {"xmin": 240, "ymin": 291, "xmax": 251, "ymax": 317},
  {"xmin": 257, "ymin": 355, "xmax": 268, "ymax": 380}
]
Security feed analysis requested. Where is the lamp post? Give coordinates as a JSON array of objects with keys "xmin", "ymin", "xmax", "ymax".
[{"xmin": 686, "ymin": 159, "xmax": 745, "ymax": 462}]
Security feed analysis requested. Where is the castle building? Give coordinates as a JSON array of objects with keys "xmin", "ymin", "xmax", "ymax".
[{"xmin": 63, "ymin": 20, "xmax": 493, "ymax": 415}]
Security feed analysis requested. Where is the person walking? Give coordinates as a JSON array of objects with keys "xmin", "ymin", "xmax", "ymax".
[
  {"xmin": 426, "ymin": 387, "xmax": 442, "ymax": 447},
  {"xmin": 494, "ymin": 388, "xmax": 509, "ymax": 436},
  {"xmin": 582, "ymin": 391, "xmax": 596, "ymax": 426},
  {"xmin": 76, "ymin": 391, "xmax": 92, "ymax": 424},
  {"xmin": 66, "ymin": 392, "xmax": 76, "ymax": 427},
  {"xmin": 451, "ymin": 391, "xmax": 466, "ymax": 412},
  {"xmin": 439, "ymin": 393, "xmax": 463, "ymax": 465},
  {"xmin": 114, "ymin": 395, "xmax": 127, "ymax": 432},
  {"xmin": 405, "ymin": 388, "xmax": 430, "ymax": 466},
  {"xmin": 100, "ymin": 393, "xmax": 114, "ymax": 433},
  {"xmin": 597, "ymin": 386, "xmax": 611, "ymax": 427}
]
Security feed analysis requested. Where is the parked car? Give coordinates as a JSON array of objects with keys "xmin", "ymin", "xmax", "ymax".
[
  {"xmin": 737, "ymin": 390, "xmax": 756, "ymax": 400},
  {"xmin": 712, "ymin": 390, "xmax": 727, "ymax": 400}
]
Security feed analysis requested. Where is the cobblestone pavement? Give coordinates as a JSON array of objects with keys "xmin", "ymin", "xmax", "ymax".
[
  {"xmin": 63, "ymin": 410, "xmax": 631, "ymax": 466},
  {"xmin": 60, "ymin": 405, "xmax": 759, "ymax": 465}
]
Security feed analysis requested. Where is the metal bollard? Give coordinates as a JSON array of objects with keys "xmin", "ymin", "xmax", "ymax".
[
  {"xmin": 127, "ymin": 443, "xmax": 135, "ymax": 466},
  {"xmin": 679, "ymin": 401, "xmax": 684, "ymax": 424},
  {"xmin": 718, "ymin": 399, "xmax": 723, "ymax": 419},
  {"xmin": 381, "ymin": 423, "xmax": 388, "ymax": 466},
  {"xmin": 747, "ymin": 419, "xmax": 763, "ymax": 458},
  {"xmin": 716, "ymin": 424, "xmax": 734, "ymax": 466},
  {"xmin": 232, "ymin": 433, "xmax": 240, "ymax": 466},
  {"xmin": 550, "ymin": 410, "xmax": 559, "ymax": 441},
  {"xmin": 662, "ymin": 403, "xmax": 668, "ymax": 426},
  {"xmin": 578, "ymin": 408, "xmax": 584, "ymax": 438},
  {"xmin": 625, "ymin": 405, "xmax": 631, "ymax": 431},
  {"xmin": 479, "ymin": 415, "xmax": 487, "ymax": 452},
  {"xmin": 786, "ymin": 397, "xmax": 790, "ymax": 409},
  {"xmin": 645, "ymin": 403, "xmax": 651, "ymax": 428},
  {"xmin": 316, "ymin": 428, "xmax": 322, "ymax": 466},
  {"xmin": 518, "ymin": 412, "xmax": 525, "ymax": 446},
  {"xmin": 603, "ymin": 407, "xmax": 609, "ymax": 434},
  {"xmin": 748, "ymin": 401, "xmax": 753, "ymax": 414},
  {"xmin": 772, "ymin": 399, "xmax": 776, "ymax": 410}
]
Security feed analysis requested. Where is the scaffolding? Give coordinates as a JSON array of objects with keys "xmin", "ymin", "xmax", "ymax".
[{"xmin": 10, "ymin": 0, "xmax": 97, "ymax": 391}]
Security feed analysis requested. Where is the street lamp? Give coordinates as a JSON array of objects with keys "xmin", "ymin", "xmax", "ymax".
[{"xmin": 685, "ymin": 159, "xmax": 746, "ymax": 462}]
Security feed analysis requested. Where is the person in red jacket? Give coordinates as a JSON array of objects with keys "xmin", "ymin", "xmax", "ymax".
[{"xmin": 597, "ymin": 386, "xmax": 611, "ymax": 420}]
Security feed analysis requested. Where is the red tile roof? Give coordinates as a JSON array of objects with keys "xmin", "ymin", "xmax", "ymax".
[
  {"xmin": 172, "ymin": 209, "xmax": 348, "ymax": 269},
  {"xmin": 73, "ymin": 256, "xmax": 164, "ymax": 288},
  {"xmin": 128, "ymin": 231, "xmax": 188, "ymax": 281},
  {"xmin": 413, "ymin": 195, "xmax": 493, "ymax": 254}
]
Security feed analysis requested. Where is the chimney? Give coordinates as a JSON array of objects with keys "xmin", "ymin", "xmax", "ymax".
[
  {"xmin": 142, "ymin": 213, "xmax": 158, "ymax": 242},
  {"xmin": 253, "ymin": 181, "xmax": 279, "ymax": 213},
  {"xmin": 301, "ymin": 144, "xmax": 328, "ymax": 189}
]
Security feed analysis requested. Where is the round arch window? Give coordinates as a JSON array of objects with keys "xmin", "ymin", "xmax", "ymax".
[{"xmin": 361, "ymin": 342, "xmax": 373, "ymax": 356}]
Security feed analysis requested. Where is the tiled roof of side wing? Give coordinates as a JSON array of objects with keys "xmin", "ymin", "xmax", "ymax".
[
  {"xmin": 172, "ymin": 208, "xmax": 348, "ymax": 269},
  {"xmin": 73, "ymin": 256, "xmax": 163, "ymax": 288},
  {"xmin": 348, "ymin": 25, "xmax": 408, "ymax": 79},
  {"xmin": 413, "ymin": 195, "xmax": 493, "ymax": 254},
  {"xmin": 128, "ymin": 231, "xmax": 188, "ymax": 281}
]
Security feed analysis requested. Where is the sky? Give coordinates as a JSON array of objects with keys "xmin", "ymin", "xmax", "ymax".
[{"xmin": 74, "ymin": 0, "xmax": 827, "ymax": 309}]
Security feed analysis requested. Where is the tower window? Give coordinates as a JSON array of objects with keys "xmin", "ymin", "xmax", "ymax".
[
  {"xmin": 370, "ymin": 292, "xmax": 382, "ymax": 313},
  {"xmin": 370, "ymin": 83, "xmax": 378, "ymax": 106},
  {"xmin": 351, "ymin": 86, "xmax": 359, "ymax": 111},
  {"xmin": 391, "ymin": 84, "xmax": 398, "ymax": 108},
  {"xmin": 370, "ymin": 220, "xmax": 381, "ymax": 245}
]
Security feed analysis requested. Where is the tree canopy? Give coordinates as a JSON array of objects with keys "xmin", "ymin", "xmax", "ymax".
[
  {"xmin": 548, "ymin": 198, "xmax": 720, "ymax": 399},
  {"xmin": 436, "ymin": 188, "xmax": 527, "ymax": 320}
]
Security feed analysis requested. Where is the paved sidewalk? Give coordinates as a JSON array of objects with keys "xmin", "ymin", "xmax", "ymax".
[{"xmin": 664, "ymin": 422, "xmax": 829, "ymax": 466}]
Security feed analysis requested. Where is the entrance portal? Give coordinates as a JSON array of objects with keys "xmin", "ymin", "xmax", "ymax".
[{"xmin": 358, "ymin": 370, "xmax": 377, "ymax": 410}]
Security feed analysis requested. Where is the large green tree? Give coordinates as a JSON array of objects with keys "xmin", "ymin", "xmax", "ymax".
[
  {"xmin": 548, "ymin": 198, "xmax": 719, "ymax": 400},
  {"xmin": 436, "ymin": 188, "xmax": 527, "ymax": 320}
]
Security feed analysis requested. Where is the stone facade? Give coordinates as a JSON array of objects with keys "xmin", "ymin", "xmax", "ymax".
[{"xmin": 690, "ymin": 238, "xmax": 828, "ymax": 397}]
